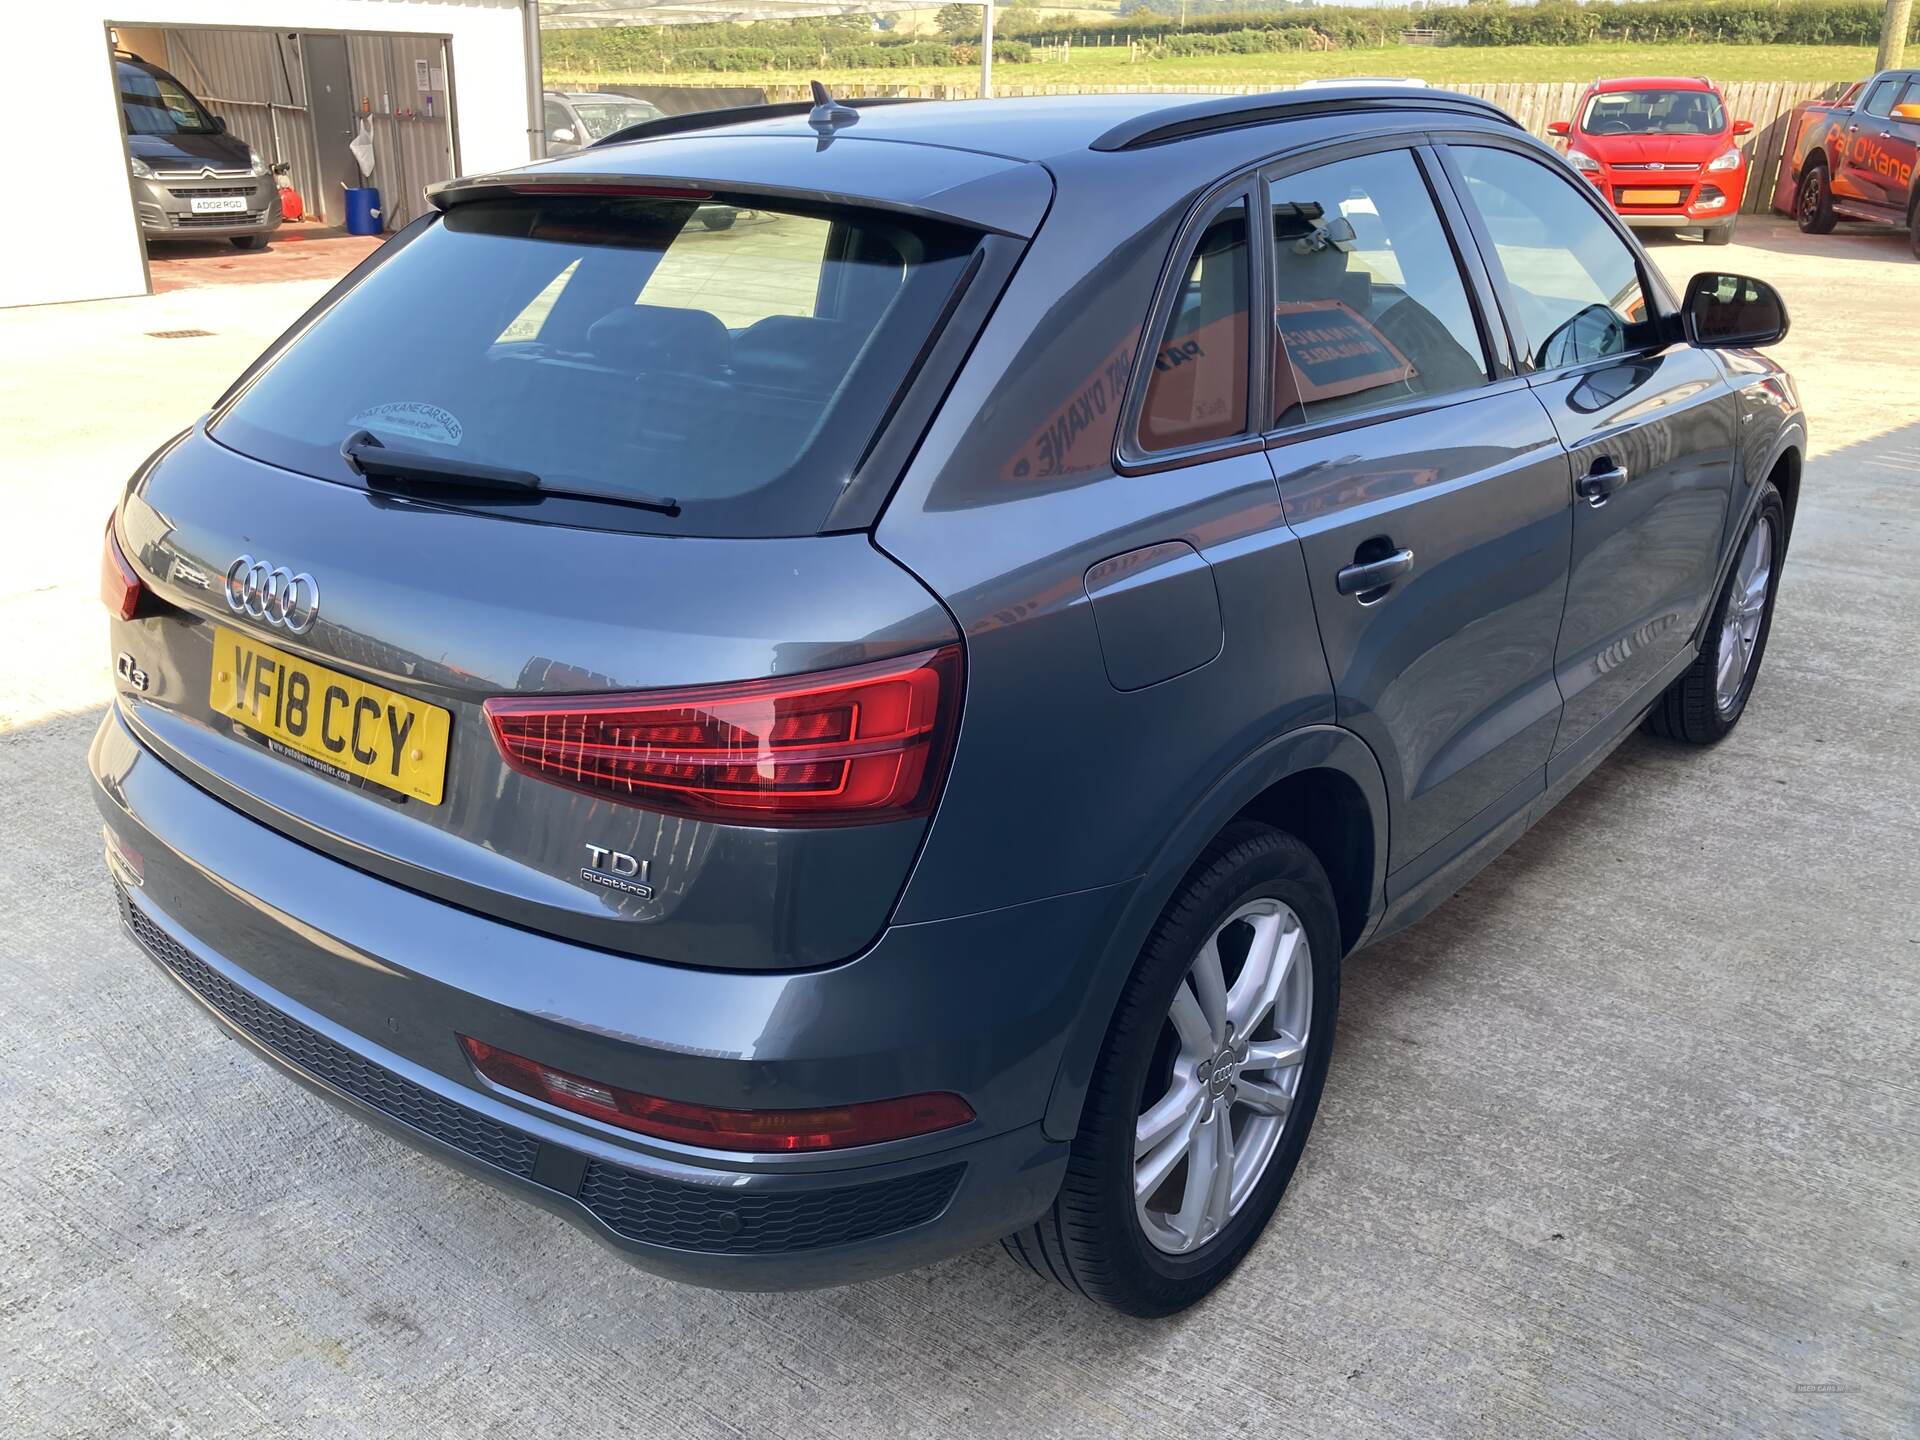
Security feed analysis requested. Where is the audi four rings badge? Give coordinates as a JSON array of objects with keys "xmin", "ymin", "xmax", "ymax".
[{"xmin": 225, "ymin": 555, "xmax": 320, "ymax": 634}]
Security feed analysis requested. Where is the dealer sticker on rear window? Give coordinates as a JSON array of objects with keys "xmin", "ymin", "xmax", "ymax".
[{"xmin": 348, "ymin": 401, "xmax": 463, "ymax": 447}]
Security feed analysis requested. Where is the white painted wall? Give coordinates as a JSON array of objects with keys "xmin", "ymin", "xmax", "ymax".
[{"xmin": 1, "ymin": 1, "xmax": 534, "ymax": 308}]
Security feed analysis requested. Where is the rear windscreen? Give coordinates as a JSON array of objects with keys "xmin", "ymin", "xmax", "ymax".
[{"xmin": 213, "ymin": 194, "xmax": 979, "ymax": 536}]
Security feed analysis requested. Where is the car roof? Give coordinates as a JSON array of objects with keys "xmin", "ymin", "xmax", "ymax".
[
  {"xmin": 1592, "ymin": 76, "xmax": 1720, "ymax": 93},
  {"xmin": 587, "ymin": 88, "xmax": 1513, "ymax": 166},
  {"xmin": 622, "ymin": 94, "xmax": 1216, "ymax": 163},
  {"xmin": 441, "ymin": 87, "xmax": 1521, "ymax": 240}
]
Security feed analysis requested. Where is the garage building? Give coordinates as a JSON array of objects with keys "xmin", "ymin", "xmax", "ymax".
[{"xmin": 7, "ymin": 2, "xmax": 543, "ymax": 308}]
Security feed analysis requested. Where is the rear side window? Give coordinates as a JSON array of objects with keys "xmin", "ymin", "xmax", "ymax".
[
  {"xmin": 1451, "ymin": 145, "xmax": 1649, "ymax": 371},
  {"xmin": 1268, "ymin": 149, "xmax": 1488, "ymax": 430},
  {"xmin": 213, "ymin": 195, "xmax": 978, "ymax": 537},
  {"xmin": 1137, "ymin": 200, "xmax": 1251, "ymax": 452}
]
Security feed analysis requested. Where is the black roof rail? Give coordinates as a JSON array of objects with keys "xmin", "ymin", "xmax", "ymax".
[
  {"xmin": 592, "ymin": 94, "xmax": 926, "ymax": 150},
  {"xmin": 1090, "ymin": 86, "xmax": 1519, "ymax": 152}
]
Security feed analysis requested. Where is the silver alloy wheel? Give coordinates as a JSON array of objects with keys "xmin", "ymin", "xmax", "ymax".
[
  {"xmin": 1715, "ymin": 516, "xmax": 1773, "ymax": 713},
  {"xmin": 1134, "ymin": 898, "xmax": 1312, "ymax": 1255}
]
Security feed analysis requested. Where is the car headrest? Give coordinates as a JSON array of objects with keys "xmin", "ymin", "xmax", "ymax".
[
  {"xmin": 730, "ymin": 316, "xmax": 859, "ymax": 395},
  {"xmin": 586, "ymin": 304, "xmax": 729, "ymax": 375}
]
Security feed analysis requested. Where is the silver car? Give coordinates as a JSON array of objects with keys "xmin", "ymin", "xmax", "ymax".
[
  {"xmin": 120, "ymin": 53, "xmax": 281, "ymax": 250},
  {"xmin": 543, "ymin": 90, "xmax": 666, "ymax": 154}
]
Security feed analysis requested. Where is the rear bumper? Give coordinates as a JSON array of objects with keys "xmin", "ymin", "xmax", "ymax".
[{"xmin": 89, "ymin": 704, "xmax": 1109, "ymax": 1289}]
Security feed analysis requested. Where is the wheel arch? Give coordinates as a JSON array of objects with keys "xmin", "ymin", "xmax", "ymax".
[
  {"xmin": 1039, "ymin": 724, "xmax": 1388, "ymax": 1142},
  {"xmin": 1769, "ymin": 442, "xmax": 1803, "ymax": 547}
]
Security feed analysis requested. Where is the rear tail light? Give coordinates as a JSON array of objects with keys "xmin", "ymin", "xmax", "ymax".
[
  {"xmin": 101, "ymin": 513, "xmax": 141, "ymax": 621},
  {"xmin": 484, "ymin": 645, "xmax": 963, "ymax": 826},
  {"xmin": 460, "ymin": 1036, "xmax": 974, "ymax": 1152}
]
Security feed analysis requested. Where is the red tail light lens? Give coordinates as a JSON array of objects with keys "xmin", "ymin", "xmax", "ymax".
[
  {"xmin": 483, "ymin": 645, "xmax": 962, "ymax": 826},
  {"xmin": 101, "ymin": 513, "xmax": 141, "ymax": 621},
  {"xmin": 460, "ymin": 1036, "xmax": 974, "ymax": 1152}
]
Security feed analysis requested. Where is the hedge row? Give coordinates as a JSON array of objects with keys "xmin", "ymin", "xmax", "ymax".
[
  {"xmin": 1027, "ymin": 0, "xmax": 1920, "ymax": 49},
  {"xmin": 541, "ymin": 1, "xmax": 1920, "ymax": 75},
  {"xmin": 550, "ymin": 37, "xmax": 1033, "ymax": 74},
  {"xmin": 1154, "ymin": 27, "xmax": 1327, "ymax": 56}
]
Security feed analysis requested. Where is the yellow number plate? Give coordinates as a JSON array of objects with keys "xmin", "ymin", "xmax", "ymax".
[
  {"xmin": 209, "ymin": 625, "xmax": 451, "ymax": 804},
  {"xmin": 1620, "ymin": 188, "xmax": 1684, "ymax": 205}
]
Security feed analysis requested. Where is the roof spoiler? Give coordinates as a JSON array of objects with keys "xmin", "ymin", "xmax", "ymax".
[{"xmin": 590, "ymin": 92, "xmax": 927, "ymax": 150}]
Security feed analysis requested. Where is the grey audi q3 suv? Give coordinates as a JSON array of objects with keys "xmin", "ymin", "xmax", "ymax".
[{"xmin": 93, "ymin": 86, "xmax": 1803, "ymax": 1316}]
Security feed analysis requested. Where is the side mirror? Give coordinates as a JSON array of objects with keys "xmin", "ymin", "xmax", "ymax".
[
  {"xmin": 1731, "ymin": 118, "xmax": 1754, "ymax": 137},
  {"xmin": 551, "ymin": 126, "xmax": 576, "ymax": 145},
  {"xmin": 1684, "ymin": 272, "xmax": 1789, "ymax": 349},
  {"xmin": 211, "ymin": 114, "xmax": 227, "ymax": 133},
  {"xmin": 1548, "ymin": 120, "xmax": 1571, "ymax": 138}
]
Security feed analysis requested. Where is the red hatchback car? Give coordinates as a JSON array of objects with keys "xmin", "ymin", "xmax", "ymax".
[{"xmin": 1551, "ymin": 76, "xmax": 1753, "ymax": 244}]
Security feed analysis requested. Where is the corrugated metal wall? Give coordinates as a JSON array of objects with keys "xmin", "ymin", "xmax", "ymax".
[
  {"xmin": 157, "ymin": 28, "xmax": 322, "ymax": 219},
  {"xmin": 345, "ymin": 32, "xmax": 457, "ymax": 229},
  {"xmin": 148, "ymin": 26, "xmax": 457, "ymax": 233}
]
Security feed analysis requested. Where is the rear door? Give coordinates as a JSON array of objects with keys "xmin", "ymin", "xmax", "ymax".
[
  {"xmin": 1262, "ymin": 142, "xmax": 1574, "ymax": 875},
  {"xmin": 1441, "ymin": 140, "xmax": 1737, "ymax": 776}
]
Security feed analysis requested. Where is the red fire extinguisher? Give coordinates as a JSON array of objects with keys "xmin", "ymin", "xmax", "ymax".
[{"xmin": 274, "ymin": 163, "xmax": 303, "ymax": 222}]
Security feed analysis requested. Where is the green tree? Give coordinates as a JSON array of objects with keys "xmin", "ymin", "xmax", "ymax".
[{"xmin": 935, "ymin": 3, "xmax": 978, "ymax": 38}]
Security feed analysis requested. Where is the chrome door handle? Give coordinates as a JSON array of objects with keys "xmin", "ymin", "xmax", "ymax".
[
  {"xmin": 1336, "ymin": 548, "xmax": 1414, "ymax": 598},
  {"xmin": 1577, "ymin": 463, "xmax": 1630, "ymax": 507}
]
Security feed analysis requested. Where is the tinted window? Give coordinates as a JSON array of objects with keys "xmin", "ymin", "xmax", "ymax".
[
  {"xmin": 1453, "ymin": 146, "xmax": 1650, "ymax": 370},
  {"xmin": 214, "ymin": 196, "xmax": 977, "ymax": 537},
  {"xmin": 1138, "ymin": 201, "xmax": 1250, "ymax": 452},
  {"xmin": 1580, "ymin": 88, "xmax": 1726, "ymax": 136},
  {"xmin": 1862, "ymin": 79, "xmax": 1902, "ymax": 119},
  {"xmin": 1269, "ymin": 149, "xmax": 1488, "ymax": 429},
  {"xmin": 118, "ymin": 61, "xmax": 218, "ymax": 137}
]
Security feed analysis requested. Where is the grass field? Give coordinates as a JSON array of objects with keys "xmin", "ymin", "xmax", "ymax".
[{"xmin": 546, "ymin": 41, "xmax": 1875, "ymax": 94}]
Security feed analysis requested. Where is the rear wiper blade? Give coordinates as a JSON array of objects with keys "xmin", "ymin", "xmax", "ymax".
[
  {"xmin": 340, "ymin": 430, "xmax": 680, "ymax": 515},
  {"xmin": 538, "ymin": 475, "xmax": 681, "ymax": 517},
  {"xmin": 342, "ymin": 429, "xmax": 539, "ymax": 491}
]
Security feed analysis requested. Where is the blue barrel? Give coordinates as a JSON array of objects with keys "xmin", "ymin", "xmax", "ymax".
[{"xmin": 344, "ymin": 186, "xmax": 383, "ymax": 236}]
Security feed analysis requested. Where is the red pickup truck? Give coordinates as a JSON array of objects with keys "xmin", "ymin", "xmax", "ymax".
[{"xmin": 1773, "ymin": 69, "xmax": 1920, "ymax": 257}]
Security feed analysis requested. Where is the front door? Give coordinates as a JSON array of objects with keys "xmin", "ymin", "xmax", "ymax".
[
  {"xmin": 1263, "ymin": 144, "xmax": 1573, "ymax": 874},
  {"xmin": 301, "ymin": 33, "xmax": 355, "ymax": 227},
  {"xmin": 1444, "ymin": 141, "xmax": 1738, "ymax": 772},
  {"xmin": 1839, "ymin": 73, "xmax": 1920, "ymax": 219}
]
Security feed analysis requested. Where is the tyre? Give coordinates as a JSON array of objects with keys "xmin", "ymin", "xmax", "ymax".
[
  {"xmin": 1646, "ymin": 482, "xmax": 1785, "ymax": 744},
  {"xmin": 1003, "ymin": 822, "xmax": 1341, "ymax": 1316},
  {"xmin": 1908, "ymin": 205, "xmax": 1919, "ymax": 262},
  {"xmin": 230, "ymin": 235, "xmax": 265, "ymax": 251},
  {"xmin": 1703, "ymin": 221, "xmax": 1736, "ymax": 246},
  {"xmin": 1795, "ymin": 163, "xmax": 1836, "ymax": 234}
]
